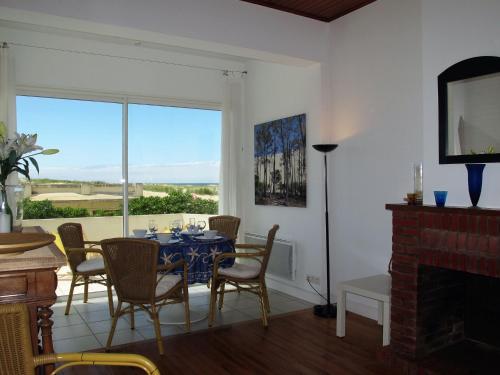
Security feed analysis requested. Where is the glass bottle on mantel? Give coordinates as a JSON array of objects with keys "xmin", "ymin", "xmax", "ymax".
[{"xmin": 414, "ymin": 162, "xmax": 423, "ymax": 205}]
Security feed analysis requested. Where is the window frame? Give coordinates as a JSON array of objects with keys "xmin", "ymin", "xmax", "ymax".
[{"xmin": 16, "ymin": 86, "xmax": 222, "ymax": 236}]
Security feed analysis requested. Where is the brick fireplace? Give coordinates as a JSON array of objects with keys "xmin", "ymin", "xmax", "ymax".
[{"xmin": 386, "ymin": 204, "xmax": 500, "ymax": 374}]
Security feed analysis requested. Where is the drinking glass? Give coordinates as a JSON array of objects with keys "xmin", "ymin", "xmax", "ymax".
[
  {"xmin": 189, "ymin": 217, "xmax": 196, "ymax": 230},
  {"xmin": 148, "ymin": 219, "xmax": 158, "ymax": 235},
  {"xmin": 176, "ymin": 220, "xmax": 183, "ymax": 232},
  {"xmin": 197, "ymin": 220, "xmax": 206, "ymax": 232},
  {"xmin": 434, "ymin": 191, "xmax": 448, "ymax": 207},
  {"xmin": 169, "ymin": 220, "xmax": 182, "ymax": 238}
]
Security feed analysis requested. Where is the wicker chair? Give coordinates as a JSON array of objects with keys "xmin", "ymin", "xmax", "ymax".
[
  {"xmin": 0, "ymin": 303, "xmax": 160, "ymax": 375},
  {"xmin": 101, "ymin": 238, "xmax": 190, "ymax": 355},
  {"xmin": 208, "ymin": 215, "xmax": 241, "ymax": 241},
  {"xmin": 209, "ymin": 224, "xmax": 279, "ymax": 328},
  {"xmin": 57, "ymin": 223, "xmax": 114, "ymax": 317}
]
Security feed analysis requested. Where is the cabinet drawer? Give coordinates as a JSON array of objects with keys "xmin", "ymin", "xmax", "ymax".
[{"xmin": 0, "ymin": 273, "xmax": 31, "ymax": 299}]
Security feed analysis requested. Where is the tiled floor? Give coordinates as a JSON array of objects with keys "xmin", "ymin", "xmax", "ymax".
[
  {"xmin": 51, "ymin": 285, "xmax": 314, "ymax": 353},
  {"xmin": 56, "ymin": 266, "xmax": 108, "ymax": 296}
]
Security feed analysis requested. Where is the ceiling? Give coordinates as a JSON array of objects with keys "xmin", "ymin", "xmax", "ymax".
[{"xmin": 240, "ymin": 0, "xmax": 377, "ymax": 22}]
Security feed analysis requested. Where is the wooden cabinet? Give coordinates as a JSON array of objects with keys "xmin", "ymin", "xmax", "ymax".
[{"xmin": 0, "ymin": 226, "xmax": 66, "ymax": 373}]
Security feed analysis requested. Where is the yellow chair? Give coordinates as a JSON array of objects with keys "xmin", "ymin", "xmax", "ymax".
[{"xmin": 0, "ymin": 303, "xmax": 160, "ymax": 375}]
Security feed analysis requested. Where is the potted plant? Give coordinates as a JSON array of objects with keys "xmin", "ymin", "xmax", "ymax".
[{"xmin": 0, "ymin": 122, "xmax": 58, "ymax": 231}]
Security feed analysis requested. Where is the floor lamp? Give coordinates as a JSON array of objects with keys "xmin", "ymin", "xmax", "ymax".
[{"xmin": 312, "ymin": 143, "xmax": 338, "ymax": 318}]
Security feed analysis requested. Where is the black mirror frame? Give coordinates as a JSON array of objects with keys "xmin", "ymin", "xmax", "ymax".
[{"xmin": 438, "ymin": 56, "xmax": 500, "ymax": 164}]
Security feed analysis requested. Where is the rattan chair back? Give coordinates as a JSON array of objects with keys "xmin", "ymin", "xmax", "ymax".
[
  {"xmin": 0, "ymin": 303, "xmax": 161, "ymax": 374},
  {"xmin": 208, "ymin": 215, "xmax": 241, "ymax": 241},
  {"xmin": 58, "ymin": 222, "xmax": 86, "ymax": 270},
  {"xmin": 0, "ymin": 303, "xmax": 34, "ymax": 375},
  {"xmin": 101, "ymin": 238, "xmax": 159, "ymax": 304},
  {"xmin": 260, "ymin": 224, "xmax": 279, "ymax": 278}
]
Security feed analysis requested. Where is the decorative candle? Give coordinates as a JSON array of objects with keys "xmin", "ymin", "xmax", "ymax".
[{"xmin": 414, "ymin": 162, "xmax": 423, "ymax": 205}]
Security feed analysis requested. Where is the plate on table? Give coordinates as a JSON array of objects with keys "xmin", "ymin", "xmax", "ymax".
[
  {"xmin": 196, "ymin": 235, "xmax": 223, "ymax": 241},
  {"xmin": 181, "ymin": 231, "xmax": 203, "ymax": 236},
  {"xmin": 166, "ymin": 239, "xmax": 181, "ymax": 244}
]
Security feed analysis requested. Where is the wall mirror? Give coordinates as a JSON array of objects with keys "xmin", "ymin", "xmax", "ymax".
[{"xmin": 438, "ymin": 56, "xmax": 500, "ymax": 164}]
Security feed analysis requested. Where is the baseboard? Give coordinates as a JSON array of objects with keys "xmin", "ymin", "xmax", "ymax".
[
  {"xmin": 265, "ymin": 277, "xmax": 324, "ymax": 304},
  {"xmin": 265, "ymin": 277, "xmax": 380, "ymax": 322}
]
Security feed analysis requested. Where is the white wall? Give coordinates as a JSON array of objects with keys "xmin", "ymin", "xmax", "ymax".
[
  {"xmin": 327, "ymin": 0, "xmax": 423, "ymax": 317},
  {"xmin": 422, "ymin": 0, "xmax": 500, "ymax": 207},
  {"xmin": 0, "ymin": 24, "xmax": 245, "ymax": 102},
  {"xmin": 3, "ymin": 0, "xmax": 500, "ymax": 319},
  {"xmin": 0, "ymin": 0, "xmax": 328, "ymax": 65},
  {"xmin": 325, "ymin": 0, "xmax": 500, "ymax": 319},
  {"xmin": 243, "ymin": 60, "xmax": 327, "ymax": 303}
]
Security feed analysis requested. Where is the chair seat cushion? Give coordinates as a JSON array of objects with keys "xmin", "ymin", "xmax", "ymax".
[
  {"xmin": 218, "ymin": 263, "xmax": 261, "ymax": 279},
  {"xmin": 156, "ymin": 274, "xmax": 182, "ymax": 297},
  {"xmin": 76, "ymin": 258, "xmax": 105, "ymax": 273}
]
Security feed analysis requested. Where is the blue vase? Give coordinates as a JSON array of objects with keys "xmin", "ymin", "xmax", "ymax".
[{"xmin": 465, "ymin": 163, "xmax": 485, "ymax": 207}]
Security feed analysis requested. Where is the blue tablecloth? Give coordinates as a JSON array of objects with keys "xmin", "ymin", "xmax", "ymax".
[{"xmin": 158, "ymin": 234, "xmax": 235, "ymax": 284}]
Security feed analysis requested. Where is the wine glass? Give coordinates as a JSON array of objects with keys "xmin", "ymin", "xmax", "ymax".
[
  {"xmin": 175, "ymin": 220, "xmax": 183, "ymax": 233},
  {"xmin": 148, "ymin": 219, "xmax": 158, "ymax": 235},
  {"xmin": 197, "ymin": 220, "xmax": 206, "ymax": 233}
]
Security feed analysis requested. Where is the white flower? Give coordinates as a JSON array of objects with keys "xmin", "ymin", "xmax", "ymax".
[
  {"xmin": 0, "ymin": 127, "xmax": 58, "ymax": 185},
  {"xmin": 15, "ymin": 133, "xmax": 42, "ymax": 156}
]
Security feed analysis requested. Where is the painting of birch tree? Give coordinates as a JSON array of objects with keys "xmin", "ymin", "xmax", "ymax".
[{"xmin": 254, "ymin": 114, "xmax": 306, "ymax": 207}]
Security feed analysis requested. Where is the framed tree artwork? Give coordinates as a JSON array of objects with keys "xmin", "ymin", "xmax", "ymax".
[{"xmin": 254, "ymin": 114, "xmax": 306, "ymax": 207}]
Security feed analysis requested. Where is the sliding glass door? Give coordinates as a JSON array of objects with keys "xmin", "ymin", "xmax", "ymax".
[
  {"xmin": 17, "ymin": 96, "xmax": 123, "ymax": 239},
  {"xmin": 16, "ymin": 94, "xmax": 221, "ymax": 240},
  {"xmin": 127, "ymin": 103, "xmax": 221, "ymax": 235}
]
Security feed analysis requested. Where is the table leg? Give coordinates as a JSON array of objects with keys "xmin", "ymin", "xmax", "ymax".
[
  {"xmin": 336, "ymin": 288, "xmax": 346, "ymax": 338},
  {"xmin": 38, "ymin": 305, "xmax": 55, "ymax": 374},
  {"xmin": 377, "ymin": 300, "xmax": 383, "ymax": 325},
  {"xmin": 382, "ymin": 300, "xmax": 390, "ymax": 346}
]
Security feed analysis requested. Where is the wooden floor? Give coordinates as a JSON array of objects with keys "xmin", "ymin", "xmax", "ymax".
[{"xmin": 62, "ymin": 309, "xmax": 393, "ymax": 375}]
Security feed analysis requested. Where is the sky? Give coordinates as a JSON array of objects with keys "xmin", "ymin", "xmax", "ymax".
[{"xmin": 16, "ymin": 96, "xmax": 221, "ymax": 184}]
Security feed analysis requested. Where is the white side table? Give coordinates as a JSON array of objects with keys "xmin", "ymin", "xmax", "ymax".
[{"xmin": 336, "ymin": 274, "xmax": 391, "ymax": 346}]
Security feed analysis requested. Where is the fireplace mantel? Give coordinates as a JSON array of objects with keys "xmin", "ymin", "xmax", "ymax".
[
  {"xmin": 385, "ymin": 203, "xmax": 500, "ymax": 373},
  {"xmin": 386, "ymin": 203, "xmax": 500, "ymax": 216}
]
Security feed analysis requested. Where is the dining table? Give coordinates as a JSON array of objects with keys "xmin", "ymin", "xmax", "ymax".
[
  {"xmin": 151, "ymin": 232, "xmax": 235, "ymax": 325},
  {"xmin": 157, "ymin": 232, "xmax": 235, "ymax": 283}
]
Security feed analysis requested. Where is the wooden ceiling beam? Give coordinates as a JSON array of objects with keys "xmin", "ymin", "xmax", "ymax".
[{"xmin": 240, "ymin": 0, "xmax": 377, "ymax": 22}]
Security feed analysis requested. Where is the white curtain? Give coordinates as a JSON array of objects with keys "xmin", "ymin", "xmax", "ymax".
[
  {"xmin": 0, "ymin": 43, "xmax": 16, "ymax": 138},
  {"xmin": 0, "ymin": 43, "xmax": 17, "ymax": 188},
  {"xmin": 219, "ymin": 78, "xmax": 244, "ymax": 217}
]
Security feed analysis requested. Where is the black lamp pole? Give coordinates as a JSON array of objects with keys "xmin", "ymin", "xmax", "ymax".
[{"xmin": 312, "ymin": 143, "xmax": 338, "ymax": 318}]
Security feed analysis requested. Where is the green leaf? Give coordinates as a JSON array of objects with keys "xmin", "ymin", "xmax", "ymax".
[
  {"xmin": 41, "ymin": 148, "xmax": 59, "ymax": 155},
  {"xmin": 28, "ymin": 157, "xmax": 39, "ymax": 174},
  {"xmin": 14, "ymin": 167, "xmax": 30, "ymax": 180},
  {"xmin": 8, "ymin": 149, "xmax": 17, "ymax": 165}
]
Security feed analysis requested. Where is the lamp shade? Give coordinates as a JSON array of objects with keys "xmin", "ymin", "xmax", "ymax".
[{"xmin": 313, "ymin": 144, "xmax": 338, "ymax": 153}]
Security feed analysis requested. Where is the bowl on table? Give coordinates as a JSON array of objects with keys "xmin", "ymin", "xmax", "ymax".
[
  {"xmin": 203, "ymin": 230, "xmax": 218, "ymax": 239},
  {"xmin": 133, "ymin": 229, "xmax": 147, "ymax": 238},
  {"xmin": 156, "ymin": 233, "xmax": 172, "ymax": 243}
]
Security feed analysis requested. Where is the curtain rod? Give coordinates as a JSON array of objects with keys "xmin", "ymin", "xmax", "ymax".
[{"xmin": 4, "ymin": 41, "xmax": 248, "ymax": 77}]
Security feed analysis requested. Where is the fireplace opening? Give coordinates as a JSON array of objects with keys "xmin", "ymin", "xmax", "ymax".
[{"xmin": 418, "ymin": 265, "xmax": 500, "ymax": 373}]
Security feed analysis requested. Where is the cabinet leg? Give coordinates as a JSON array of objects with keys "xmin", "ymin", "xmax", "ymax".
[{"xmin": 38, "ymin": 305, "xmax": 55, "ymax": 374}]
